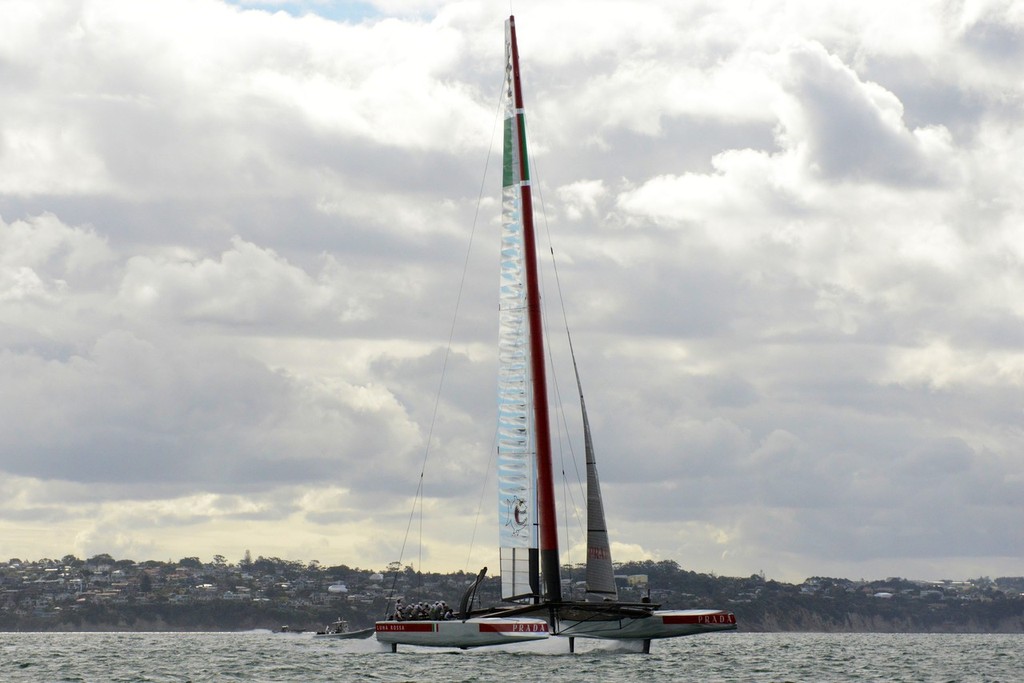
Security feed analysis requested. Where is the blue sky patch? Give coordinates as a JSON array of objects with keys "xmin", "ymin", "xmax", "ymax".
[{"xmin": 223, "ymin": 0, "xmax": 381, "ymax": 23}]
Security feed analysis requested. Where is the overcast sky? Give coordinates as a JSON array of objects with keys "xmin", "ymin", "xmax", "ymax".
[{"xmin": 1, "ymin": 0, "xmax": 1022, "ymax": 584}]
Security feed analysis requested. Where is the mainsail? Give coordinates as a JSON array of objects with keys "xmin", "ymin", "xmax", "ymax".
[
  {"xmin": 497, "ymin": 16, "xmax": 537, "ymax": 603},
  {"xmin": 498, "ymin": 15, "xmax": 561, "ymax": 604}
]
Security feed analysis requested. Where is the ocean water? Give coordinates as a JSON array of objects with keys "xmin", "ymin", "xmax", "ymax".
[{"xmin": 1, "ymin": 631, "xmax": 1021, "ymax": 682}]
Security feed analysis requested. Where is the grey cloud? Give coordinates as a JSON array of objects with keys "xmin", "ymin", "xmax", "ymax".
[
  {"xmin": 1, "ymin": 1, "xmax": 1022, "ymax": 580},
  {"xmin": 781, "ymin": 42, "xmax": 951, "ymax": 186},
  {"xmin": 962, "ymin": 18, "xmax": 1024, "ymax": 64},
  {"xmin": 0, "ymin": 329, "xmax": 422, "ymax": 493}
]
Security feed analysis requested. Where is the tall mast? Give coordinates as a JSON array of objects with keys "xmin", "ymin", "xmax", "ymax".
[{"xmin": 507, "ymin": 15, "xmax": 562, "ymax": 603}]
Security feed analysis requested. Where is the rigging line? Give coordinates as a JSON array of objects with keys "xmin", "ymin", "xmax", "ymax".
[
  {"xmin": 545, "ymin": 328, "xmax": 582, "ymax": 572},
  {"xmin": 545, "ymin": 276, "xmax": 586, "ymax": 550},
  {"xmin": 511, "ymin": 17, "xmax": 586, "ymax": 578},
  {"xmin": 418, "ymin": 477, "xmax": 422, "ymax": 583},
  {"xmin": 463, "ymin": 69, "xmax": 508, "ymax": 573},
  {"xmin": 524, "ymin": 114, "xmax": 589, "ymax": 569},
  {"xmin": 466, "ymin": 421, "xmax": 499, "ymax": 572},
  {"xmin": 549, "ymin": 345, "xmax": 585, "ymax": 563},
  {"xmin": 391, "ymin": 64, "xmax": 503, "ymax": 585},
  {"xmin": 528, "ymin": 127, "xmax": 588, "ymax": 548},
  {"xmin": 383, "ymin": 473, "xmax": 425, "ymax": 618},
  {"xmin": 551, "ymin": 336, "xmax": 587, "ymax": 544},
  {"xmin": 535, "ymin": 186, "xmax": 589, "ymax": 512}
]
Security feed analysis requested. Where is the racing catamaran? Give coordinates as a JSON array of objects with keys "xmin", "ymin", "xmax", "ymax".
[{"xmin": 375, "ymin": 15, "xmax": 737, "ymax": 653}]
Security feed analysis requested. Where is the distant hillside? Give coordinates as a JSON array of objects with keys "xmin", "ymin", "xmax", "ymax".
[{"xmin": 2, "ymin": 555, "xmax": 1021, "ymax": 633}]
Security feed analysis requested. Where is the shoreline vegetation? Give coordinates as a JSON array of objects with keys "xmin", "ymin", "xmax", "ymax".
[{"xmin": 3, "ymin": 555, "xmax": 1022, "ymax": 633}]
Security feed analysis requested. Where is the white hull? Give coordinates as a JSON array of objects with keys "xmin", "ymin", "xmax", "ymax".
[
  {"xmin": 375, "ymin": 617, "xmax": 549, "ymax": 649},
  {"xmin": 556, "ymin": 609, "xmax": 737, "ymax": 640}
]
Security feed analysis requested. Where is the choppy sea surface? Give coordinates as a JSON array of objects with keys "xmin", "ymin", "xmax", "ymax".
[{"xmin": 2, "ymin": 631, "xmax": 1021, "ymax": 682}]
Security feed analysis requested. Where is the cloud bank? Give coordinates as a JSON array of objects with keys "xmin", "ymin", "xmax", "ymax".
[{"xmin": 1, "ymin": 0, "xmax": 1022, "ymax": 583}]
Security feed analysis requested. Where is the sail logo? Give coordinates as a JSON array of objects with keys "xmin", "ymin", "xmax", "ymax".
[
  {"xmin": 479, "ymin": 621, "xmax": 549, "ymax": 633},
  {"xmin": 511, "ymin": 622, "xmax": 548, "ymax": 632},
  {"xmin": 697, "ymin": 613, "xmax": 736, "ymax": 624},
  {"xmin": 503, "ymin": 496, "xmax": 529, "ymax": 537},
  {"xmin": 376, "ymin": 623, "xmax": 437, "ymax": 632},
  {"xmin": 663, "ymin": 612, "xmax": 737, "ymax": 625}
]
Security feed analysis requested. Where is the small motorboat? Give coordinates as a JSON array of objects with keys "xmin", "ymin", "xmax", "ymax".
[{"xmin": 314, "ymin": 618, "xmax": 374, "ymax": 639}]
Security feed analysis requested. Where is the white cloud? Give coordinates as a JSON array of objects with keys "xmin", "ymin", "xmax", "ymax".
[
  {"xmin": 557, "ymin": 179, "xmax": 606, "ymax": 221},
  {"xmin": 117, "ymin": 237, "xmax": 362, "ymax": 326},
  {"xmin": 0, "ymin": 214, "xmax": 113, "ymax": 295},
  {"xmin": 0, "ymin": 0, "xmax": 489, "ymax": 202},
  {"xmin": 775, "ymin": 41, "xmax": 956, "ymax": 186},
  {"xmin": 0, "ymin": 0, "xmax": 1022, "ymax": 583}
]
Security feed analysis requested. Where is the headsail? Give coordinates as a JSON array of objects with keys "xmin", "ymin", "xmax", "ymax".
[{"xmin": 575, "ymin": 364, "xmax": 618, "ymax": 599}]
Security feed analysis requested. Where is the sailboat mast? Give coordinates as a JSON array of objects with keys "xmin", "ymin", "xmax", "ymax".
[{"xmin": 507, "ymin": 15, "xmax": 562, "ymax": 603}]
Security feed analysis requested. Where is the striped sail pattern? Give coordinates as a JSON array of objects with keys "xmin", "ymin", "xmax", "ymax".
[{"xmin": 497, "ymin": 17, "xmax": 536, "ymax": 602}]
